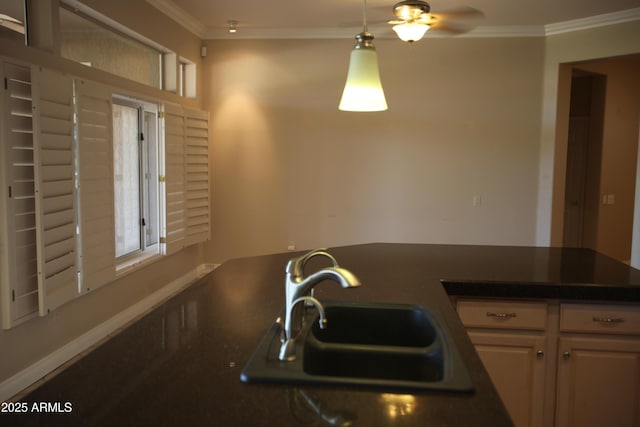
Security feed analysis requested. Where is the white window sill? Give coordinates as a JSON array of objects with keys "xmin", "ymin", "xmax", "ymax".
[{"xmin": 116, "ymin": 245, "xmax": 161, "ymax": 277}]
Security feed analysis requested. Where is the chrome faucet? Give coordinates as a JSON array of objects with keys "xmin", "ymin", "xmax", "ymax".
[{"xmin": 279, "ymin": 248, "xmax": 361, "ymax": 361}]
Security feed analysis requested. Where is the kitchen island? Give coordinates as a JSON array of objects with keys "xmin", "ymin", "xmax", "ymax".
[{"xmin": 7, "ymin": 244, "xmax": 640, "ymax": 426}]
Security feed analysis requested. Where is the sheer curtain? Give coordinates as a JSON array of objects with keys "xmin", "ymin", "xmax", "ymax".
[{"xmin": 112, "ymin": 103, "xmax": 141, "ymax": 257}]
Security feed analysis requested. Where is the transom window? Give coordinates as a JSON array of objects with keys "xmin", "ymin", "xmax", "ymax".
[{"xmin": 59, "ymin": 5, "xmax": 163, "ymax": 88}]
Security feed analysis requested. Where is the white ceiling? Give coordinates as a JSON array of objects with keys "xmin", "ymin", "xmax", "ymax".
[{"xmin": 147, "ymin": 0, "xmax": 640, "ymax": 39}]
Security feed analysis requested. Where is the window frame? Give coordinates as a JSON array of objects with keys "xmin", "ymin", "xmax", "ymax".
[
  {"xmin": 178, "ymin": 57, "xmax": 196, "ymax": 99},
  {"xmin": 112, "ymin": 94, "xmax": 161, "ymax": 271}
]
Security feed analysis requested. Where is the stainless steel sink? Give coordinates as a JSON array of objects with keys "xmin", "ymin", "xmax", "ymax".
[{"xmin": 241, "ymin": 301, "xmax": 473, "ymax": 392}]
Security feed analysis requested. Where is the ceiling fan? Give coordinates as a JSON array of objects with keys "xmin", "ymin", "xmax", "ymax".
[{"xmin": 386, "ymin": 0, "xmax": 482, "ymax": 42}]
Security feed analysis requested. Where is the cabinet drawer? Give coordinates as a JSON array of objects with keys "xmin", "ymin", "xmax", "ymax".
[
  {"xmin": 457, "ymin": 299, "xmax": 548, "ymax": 330},
  {"xmin": 560, "ymin": 303, "xmax": 640, "ymax": 335}
]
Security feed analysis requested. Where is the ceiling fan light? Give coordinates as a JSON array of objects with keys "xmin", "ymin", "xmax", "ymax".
[
  {"xmin": 392, "ymin": 22, "xmax": 429, "ymax": 42},
  {"xmin": 339, "ymin": 39, "xmax": 387, "ymax": 112}
]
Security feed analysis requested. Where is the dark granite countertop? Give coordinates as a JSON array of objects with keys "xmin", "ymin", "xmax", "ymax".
[{"xmin": 9, "ymin": 244, "xmax": 640, "ymax": 426}]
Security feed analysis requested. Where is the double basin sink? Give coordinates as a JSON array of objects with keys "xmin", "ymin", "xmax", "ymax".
[{"xmin": 241, "ymin": 300, "xmax": 473, "ymax": 392}]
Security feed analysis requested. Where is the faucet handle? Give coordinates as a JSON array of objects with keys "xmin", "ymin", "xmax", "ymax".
[{"xmin": 286, "ymin": 248, "xmax": 339, "ymax": 278}]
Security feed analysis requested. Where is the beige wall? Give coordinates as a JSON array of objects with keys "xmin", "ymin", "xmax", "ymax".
[
  {"xmin": 204, "ymin": 37, "xmax": 546, "ymax": 262},
  {"xmin": 0, "ymin": 1, "xmax": 207, "ymax": 387}
]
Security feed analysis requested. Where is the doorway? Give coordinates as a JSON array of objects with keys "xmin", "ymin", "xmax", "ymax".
[
  {"xmin": 562, "ymin": 72, "xmax": 606, "ymax": 250},
  {"xmin": 559, "ymin": 55, "xmax": 640, "ymax": 264}
]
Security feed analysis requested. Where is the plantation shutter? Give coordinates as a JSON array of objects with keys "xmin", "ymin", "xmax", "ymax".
[
  {"xmin": 76, "ymin": 79, "xmax": 116, "ymax": 291},
  {"xmin": 184, "ymin": 108, "xmax": 210, "ymax": 247},
  {"xmin": 31, "ymin": 66, "xmax": 77, "ymax": 315},
  {"xmin": 163, "ymin": 103, "xmax": 186, "ymax": 255},
  {"xmin": 0, "ymin": 61, "xmax": 39, "ymax": 328}
]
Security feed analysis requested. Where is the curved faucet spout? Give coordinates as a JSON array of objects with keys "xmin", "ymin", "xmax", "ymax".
[
  {"xmin": 292, "ymin": 296, "xmax": 328, "ymax": 330},
  {"xmin": 295, "ymin": 266, "xmax": 361, "ymax": 297},
  {"xmin": 286, "ymin": 248, "xmax": 338, "ymax": 279}
]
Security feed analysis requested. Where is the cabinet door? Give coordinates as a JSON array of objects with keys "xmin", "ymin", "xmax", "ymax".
[
  {"xmin": 556, "ymin": 336, "xmax": 640, "ymax": 427},
  {"xmin": 469, "ymin": 331, "xmax": 547, "ymax": 427}
]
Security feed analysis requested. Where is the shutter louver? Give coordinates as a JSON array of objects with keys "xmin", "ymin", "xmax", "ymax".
[
  {"xmin": 184, "ymin": 108, "xmax": 210, "ymax": 246},
  {"xmin": 31, "ymin": 67, "xmax": 77, "ymax": 315},
  {"xmin": 76, "ymin": 79, "xmax": 116, "ymax": 291},
  {"xmin": 163, "ymin": 103, "xmax": 186, "ymax": 255}
]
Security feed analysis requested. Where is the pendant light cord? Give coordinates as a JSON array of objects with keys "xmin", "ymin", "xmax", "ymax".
[{"xmin": 363, "ymin": 0, "xmax": 368, "ymax": 32}]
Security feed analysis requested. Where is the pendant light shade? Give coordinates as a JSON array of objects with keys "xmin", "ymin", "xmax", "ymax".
[
  {"xmin": 392, "ymin": 22, "xmax": 429, "ymax": 42},
  {"xmin": 339, "ymin": 32, "xmax": 388, "ymax": 112}
]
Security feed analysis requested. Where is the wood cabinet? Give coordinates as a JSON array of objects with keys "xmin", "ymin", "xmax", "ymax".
[
  {"xmin": 457, "ymin": 299, "xmax": 550, "ymax": 427},
  {"xmin": 456, "ymin": 299, "xmax": 640, "ymax": 427},
  {"xmin": 469, "ymin": 332, "xmax": 547, "ymax": 427},
  {"xmin": 555, "ymin": 304, "xmax": 640, "ymax": 427}
]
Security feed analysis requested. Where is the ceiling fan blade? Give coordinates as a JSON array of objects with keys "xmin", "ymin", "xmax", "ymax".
[
  {"xmin": 429, "ymin": 21, "xmax": 473, "ymax": 35},
  {"xmin": 416, "ymin": 14, "xmax": 437, "ymax": 25},
  {"xmin": 386, "ymin": 13, "xmax": 435, "ymax": 26},
  {"xmin": 431, "ymin": 6, "xmax": 484, "ymax": 21}
]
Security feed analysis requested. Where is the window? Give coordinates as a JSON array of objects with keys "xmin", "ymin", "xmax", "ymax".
[
  {"xmin": 1, "ymin": 64, "xmax": 209, "ymax": 327},
  {"xmin": 166, "ymin": 55, "xmax": 197, "ymax": 98},
  {"xmin": 112, "ymin": 97, "xmax": 159, "ymax": 261},
  {"xmin": 178, "ymin": 58, "xmax": 196, "ymax": 98},
  {"xmin": 59, "ymin": 5, "xmax": 163, "ymax": 88}
]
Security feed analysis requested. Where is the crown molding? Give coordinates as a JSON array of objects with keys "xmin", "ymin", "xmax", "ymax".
[
  {"xmin": 544, "ymin": 6, "xmax": 640, "ymax": 35},
  {"xmin": 462, "ymin": 26, "xmax": 545, "ymax": 38},
  {"xmin": 146, "ymin": 0, "xmax": 640, "ymax": 40},
  {"xmin": 202, "ymin": 26, "xmax": 363, "ymax": 40},
  {"xmin": 203, "ymin": 25, "xmax": 547, "ymax": 40},
  {"xmin": 145, "ymin": 0, "xmax": 207, "ymax": 38}
]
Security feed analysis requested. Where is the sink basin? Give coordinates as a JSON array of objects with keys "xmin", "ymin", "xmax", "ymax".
[
  {"xmin": 303, "ymin": 304, "xmax": 444, "ymax": 383},
  {"xmin": 310, "ymin": 304, "xmax": 437, "ymax": 347},
  {"xmin": 241, "ymin": 300, "xmax": 473, "ymax": 392}
]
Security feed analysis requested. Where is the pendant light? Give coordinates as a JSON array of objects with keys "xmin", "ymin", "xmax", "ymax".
[{"xmin": 339, "ymin": 0, "xmax": 388, "ymax": 112}]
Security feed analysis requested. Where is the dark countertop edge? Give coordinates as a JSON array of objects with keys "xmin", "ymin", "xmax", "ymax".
[{"xmin": 441, "ymin": 279, "xmax": 640, "ymax": 302}]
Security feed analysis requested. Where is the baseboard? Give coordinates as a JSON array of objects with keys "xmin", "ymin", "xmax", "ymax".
[{"xmin": 0, "ymin": 263, "xmax": 217, "ymax": 402}]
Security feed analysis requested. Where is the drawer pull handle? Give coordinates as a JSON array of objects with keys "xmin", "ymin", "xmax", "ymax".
[
  {"xmin": 563, "ymin": 352, "xmax": 571, "ymax": 360},
  {"xmin": 592, "ymin": 316, "xmax": 625, "ymax": 324},
  {"xmin": 536, "ymin": 350, "xmax": 544, "ymax": 358},
  {"xmin": 486, "ymin": 312, "xmax": 517, "ymax": 319}
]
